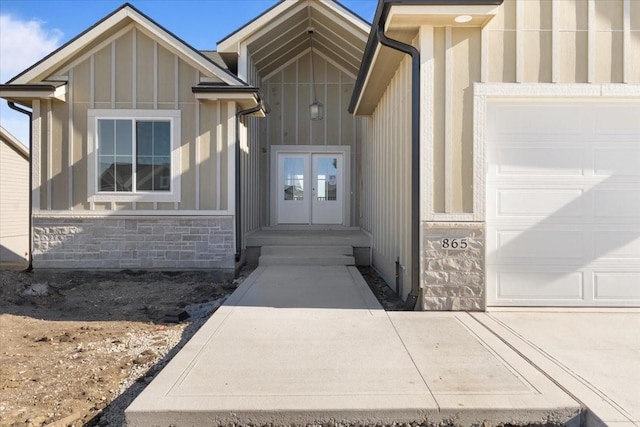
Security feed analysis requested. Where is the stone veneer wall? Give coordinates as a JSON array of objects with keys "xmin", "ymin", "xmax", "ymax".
[
  {"xmin": 421, "ymin": 222, "xmax": 485, "ymax": 311},
  {"xmin": 33, "ymin": 216, "xmax": 235, "ymax": 271}
]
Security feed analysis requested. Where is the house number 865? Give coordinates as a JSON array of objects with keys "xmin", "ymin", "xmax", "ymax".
[{"xmin": 442, "ymin": 238, "xmax": 468, "ymax": 249}]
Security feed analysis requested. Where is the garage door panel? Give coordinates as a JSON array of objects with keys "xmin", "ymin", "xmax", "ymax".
[
  {"xmin": 487, "ymin": 101, "xmax": 640, "ymax": 307},
  {"xmin": 495, "ymin": 147, "xmax": 584, "ymax": 176},
  {"xmin": 489, "ymin": 104, "xmax": 588, "ymax": 136},
  {"xmin": 593, "ymin": 189, "xmax": 640, "ymax": 218},
  {"xmin": 594, "ymin": 273, "xmax": 640, "ymax": 300},
  {"xmin": 495, "ymin": 271, "xmax": 584, "ymax": 300},
  {"xmin": 593, "ymin": 105, "xmax": 640, "ymax": 135},
  {"xmin": 594, "ymin": 149, "xmax": 640, "ymax": 177},
  {"xmin": 495, "ymin": 189, "xmax": 584, "ymax": 217},
  {"xmin": 496, "ymin": 229, "xmax": 585, "ymax": 261},
  {"xmin": 593, "ymin": 231, "xmax": 640, "ymax": 259}
]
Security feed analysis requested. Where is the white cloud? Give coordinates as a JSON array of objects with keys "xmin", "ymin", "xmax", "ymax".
[
  {"xmin": 0, "ymin": 14, "xmax": 63, "ymax": 82},
  {"xmin": 0, "ymin": 14, "xmax": 62, "ymax": 147}
]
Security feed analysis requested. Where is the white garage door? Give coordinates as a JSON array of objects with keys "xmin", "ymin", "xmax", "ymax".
[{"xmin": 486, "ymin": 101, "xmax": 640, "ymax": 307}]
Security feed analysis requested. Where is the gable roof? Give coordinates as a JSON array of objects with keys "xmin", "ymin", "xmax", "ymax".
[
  {"xmin": 217, "ymin": 0, "xmax": 370, "ymax": 78},
  {"xmin": 0, "ymin": 126, "xmax": 29, "ymax": 160},
  {"xmin": 6, "ymin": 3, "xmax": 246, "ymax": 87}
]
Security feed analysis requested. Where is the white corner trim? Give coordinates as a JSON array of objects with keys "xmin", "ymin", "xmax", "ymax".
[
  {"xmin": 419, "ymin": 25, "xmax": 434, "ymax": 223},
  {"xmin": 227, "ymin": 102, "xmax": 237, "ymax": 215},
  {"xmin": 32, "ymin": 100, "xmax": 41, "ymax": 211}
]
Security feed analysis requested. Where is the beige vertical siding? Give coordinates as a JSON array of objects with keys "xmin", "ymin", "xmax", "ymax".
[
  {"xmin": 241, "ymin": 55, "xmax": 262, "ymax": 239},
  {"xmin": 0, "ymin": 139, "xmax": 29, "ymax": 263},
  {"xmin": 360, "ymin": 56, "xmax": 412, "ymax": 297},
  {"xmin": 36, "ymin": 27, "xmax": 231, "ymax": 213}
]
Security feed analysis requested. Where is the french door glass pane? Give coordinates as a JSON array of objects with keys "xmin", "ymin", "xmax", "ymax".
[
  {"xmin": 284, "ymin": 157, "xmax": 304, "ymax": 201},
  {"xmin": 316, "ymin": 157, "xmax": 337, "ymax": 201}
]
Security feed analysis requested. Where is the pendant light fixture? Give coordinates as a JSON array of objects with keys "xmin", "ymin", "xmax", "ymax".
[{"xmin": 308, "ymin": 28, "xmax": 324, "ymax": 121}]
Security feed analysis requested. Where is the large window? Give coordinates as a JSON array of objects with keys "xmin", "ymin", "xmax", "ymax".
[{"xmin": 88, "ymin": 110, "xmax": 181, "ymax": 202}]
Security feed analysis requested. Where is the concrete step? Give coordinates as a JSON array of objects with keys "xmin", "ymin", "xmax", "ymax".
[
  {"xmin": 259, "ymin": 245, "xmax": 355, "ymax": 266},
  {"xmin": 260, "ymin": 245, "xmax": 353, "ymax": 257}
]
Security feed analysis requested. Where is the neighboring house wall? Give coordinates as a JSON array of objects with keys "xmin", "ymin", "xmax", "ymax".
[
  {"xmin": 0, "ymin": 132, "xmax": 29, "ymax": 264},
  {"xmin": 31, "ymin": 26, "xmax": 237, "ymax": 270},
  {"xmin": 359, "ymin": 56, "xmax": 412, "ymax": 298},
  {"xmin": 261, "ymin": 52, "xmax": 361, "ymax": 225}
]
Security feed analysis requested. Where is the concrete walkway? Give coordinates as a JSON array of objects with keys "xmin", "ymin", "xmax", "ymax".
[{"xmin": 126, "ymin": 266, "xmax": 584, "ymax": 426}]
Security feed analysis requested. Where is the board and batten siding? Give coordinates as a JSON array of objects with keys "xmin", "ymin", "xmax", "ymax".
[
  {"xmin": 241, "ymin": 55, "xmax": 262, "ymax": 241},
  {"xmin": 360, "ymin": 56, "xmax": 412, "ymax": 298},
  {"xmin": 261, "ymin": 51, "xmax": 361, "ymax": 226},
  {"xmin": 0, "ymin": 137, "xmax": 29, "ymax": 263},
  {"xmin": 33, "ymin": 27, "xmax": 234, "ymax": 214}
]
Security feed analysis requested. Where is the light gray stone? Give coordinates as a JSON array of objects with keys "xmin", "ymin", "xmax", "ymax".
[
  {"xmin": 32, "ymin": 216, "xmax": 235, "ymax": 271},
  {"xmin": 421, "ymin": 222, "xmax": 485, "ymax": 311}
]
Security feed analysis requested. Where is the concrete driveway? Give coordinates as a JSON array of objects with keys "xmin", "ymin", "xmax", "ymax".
[{"xmin": 474, "ymin": 311, "xmax": 640, "ymax": 427}]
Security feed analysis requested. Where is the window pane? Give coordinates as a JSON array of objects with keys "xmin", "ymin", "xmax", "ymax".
[
  {"xmin": 115, "ymin": 156, "xmax": 133, "ymax": 192},
  {"xmin": 283, "ymin": 157, "xmax": 304, "ymax": 201},
  {"xmin": 154, "ymin": 122, "xmax": 171, "ymax": 156},
  {"xmin": 153, "ymin": 156, "xmax": 171, "ymax": 191},
  {"xmin": 115, "ymin": 120, "xmax": 132, "ymax": 156},
  {"xmin": 99, "ymin": 157, "xmax": 115, "ymax": 192},
  {"xmin": 98, "ymin": 120, "xmax": 115, "ymax": 156},
  {"xmin": 136, "ymin": 121, "xmax": 153, "ymax": 156},
  {"xmin": 136, "ymin": 156, "xmax": 153, "ymax": 191},
  {"xmin": 316, "ymin": 157, "xmax": 337, "ymax": 201}
]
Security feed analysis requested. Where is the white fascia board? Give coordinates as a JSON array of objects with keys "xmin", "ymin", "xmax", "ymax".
[
  {"xmin": 218, "ymin": 1, "xmax": 303, "ymax": 53},
  {"xmin": 351, "ymin": 43, "xmax": 383, "ymax": 115},
  {"xmin": 314, "ymin": 1, "xmax": 370, "ymax": 39},
  {"xmin": 0, "ymin": 87, "xmax": 67, "ymax": 102},
  {"xmin": 11, "ymin": 6, "xmax": 242, "ymax": 87}
]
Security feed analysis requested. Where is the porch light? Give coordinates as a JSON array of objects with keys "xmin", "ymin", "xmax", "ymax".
[
  {"xmin": 454, "ymin": 15, "xmax": 473, "ymax": 23},
  {"xmin": 308, "ymin": 28, "xmax": 324, "ymax": 121}
]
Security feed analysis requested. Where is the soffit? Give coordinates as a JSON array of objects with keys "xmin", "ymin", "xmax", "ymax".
[{"xmin": 221, "ymin": 1, "xmax": 369, "ymax": 79}]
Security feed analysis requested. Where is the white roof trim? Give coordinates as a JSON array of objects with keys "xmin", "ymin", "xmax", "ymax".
[
  {"xmin": 218, "ymin": 0, "xmax": 368, "ymax": 53},
  {"xmin": 11, "ymin": 5, "xmax": 242, "ymax": 87},
  {"xmin": 0, "ymin": 85, "xmax": 67, "ymax": 102},
  {"xmin": 0, "ymin": 126, "xmax": 29, "ymax": 159}
]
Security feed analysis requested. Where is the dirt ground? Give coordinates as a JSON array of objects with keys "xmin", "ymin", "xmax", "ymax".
[
  {"xmin": 0, "ymin": 267, "xmax": 252, "ymax": 427},
  {"xmin": 0, "ymin": 265, "xmax": 400, "ymax": 427}
]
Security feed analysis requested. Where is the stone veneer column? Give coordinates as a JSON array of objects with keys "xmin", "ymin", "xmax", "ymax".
[
  {"xmin": 421, "ymin": 222, "xmax": 485, "ymax": 311},
  {"xmin": 32, "ymin": 216, "xmax": 235, "ymax": 272}
]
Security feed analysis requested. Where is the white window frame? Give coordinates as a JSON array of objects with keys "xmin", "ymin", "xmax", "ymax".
[{"xmin": 87, "ymin": 109, "xmax": 181, "ymax": 203}]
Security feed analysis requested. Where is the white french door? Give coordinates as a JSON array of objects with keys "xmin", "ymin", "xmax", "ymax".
[{"xmin": 276, "ymin": 152, "xmax": 344, "ymax": 225}]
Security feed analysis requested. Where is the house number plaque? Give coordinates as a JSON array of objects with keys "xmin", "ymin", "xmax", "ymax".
[{"xmin": 441, "ymin": 238, "xmax": 468, "ymax": 250}]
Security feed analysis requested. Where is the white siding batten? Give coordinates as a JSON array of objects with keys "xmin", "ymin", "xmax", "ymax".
[
  {"xmin": 111, "ymin": 41, "xmax": 116, "ymax": 109},
  {"xmin": 551, "ymin": 0, "xmax": 559, "ymax": 83},
  {"xmin": 515, "ymin": 0, "xmax": 524, "ymax": 83},
  {"xmin": 195, "ymin": 89, "xmax": 200, "ymax": 211},
  {"xmin": 68, "ymin": 68, "xmax": 74, "ymax": 209},
  {"xmin": 420, "ymin": 25, "xmax": 434, "ymax": 221},
  {"xmin": 46, "ymin": 100, "xmax": 52, "ymax": 211},
  {"xmin": 32, "ymin": 100, "xmax": 41, "ymax": 211},
  {"xmin": 227, "ymin": 102, "xmax": 236, "ymax": 214},
  {"xmin": 587, "ymin": 0, "xmax": 595, "ymax": 83},
  {"xmin": 216, "ymin": 103, "xmax": 222, "ymax": 209},
  {"xmin": 445, "ymin": 26, "xmax": 453, "ymax": 213},
  {"xmin": 132, "ymin": 28, "xmax": 137, "ymax": 107},
  {"xmin": 153, "ymin": 41, "xmax": 158, "ymax": 109},
  {"xmin": 623, "ymin": 0, "xmax": 631, "ymax": 83}
]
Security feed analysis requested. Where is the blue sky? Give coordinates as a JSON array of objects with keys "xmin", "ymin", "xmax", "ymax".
[{"xmin": 0, "ymin": 0, "xmax": 377, "ymax": 146}]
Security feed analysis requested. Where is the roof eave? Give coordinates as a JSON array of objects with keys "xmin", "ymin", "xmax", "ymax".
[{"xmin": 349, "ymin": 0, "xmax": 504, "ymax": 114}]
